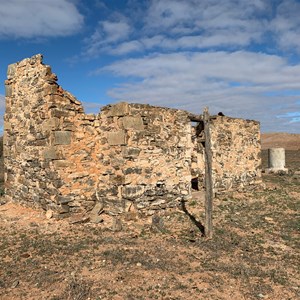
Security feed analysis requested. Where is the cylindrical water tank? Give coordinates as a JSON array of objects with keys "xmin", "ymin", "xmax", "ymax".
[
  {"xmin": 266, "ymin": 148, "xmax": 288, "ymax": 173},
  {"xmin": 268, "ymin": 148, "xmax": 285, "ymax": 169}
]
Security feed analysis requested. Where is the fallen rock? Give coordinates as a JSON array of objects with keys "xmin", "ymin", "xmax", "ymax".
[
  {"xmin": 69, "ymin": 214, "xmax": 90, "ymax": 225},
  {"xmin": 45, "ymin": 210, "xmax": 53, "ymax": 219},
  {"xmin": 90, "ymin": 202, "xmax": 104, "ymax": 215},
  {"xmin": 11, "ymin": 280, "xmax": 19, "ymax": 288},
  {"xmin": 89, "ymin": 214, "xmax": 104, "ymax": 224},
  {"xmin": 111, "ymin": 218, "xmax": 122, "ymax": 232}
]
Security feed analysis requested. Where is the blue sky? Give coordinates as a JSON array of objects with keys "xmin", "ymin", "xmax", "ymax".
[{"xmin": 1, "ymin": 0, "xmax": 300, "ymax": 133}]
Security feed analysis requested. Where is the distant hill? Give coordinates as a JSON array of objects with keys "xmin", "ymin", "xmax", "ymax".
[{"xmin": 261, "ymin": 133, "xmax": 300, "ymax": 150}]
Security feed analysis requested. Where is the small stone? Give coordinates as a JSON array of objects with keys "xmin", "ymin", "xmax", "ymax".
[
  {"xmin": 69, "ymin": 215, "xmax": 90, "ymax": 224},
  {"xmin": 257, "ymin": 294, "xmax": 265, "ymax": 298},
  {"xmin": 111, "ymin": 218, "xmax": 122, "ymax": 232},
  {"xmin": 59, "ymin": 204, "xmax": 70, "ymax": 214},
  {"xmin": 90, "ymin": 202, "xmax": 104, "ymax": 215},
  {"xmin": 45, "ymin": 210, "xmax": 53, "ymax": 219},
  {"xmin": 136, "ymin": 262, "xmax": 142, "ymax": 267},
  {"xmin": 152, "ymin": 215, "xmax": 165, "ymax": 231},
  {"xmin": 11, "ymin": 280, "xmax": 19, "ymax": 288},
  {"xmin": 0, "ymin": 198, "xmax": 7, "ymax": 206},
  {"xmin": 89, "ymin": 215, "xmax": 104, "ymax": 224}
]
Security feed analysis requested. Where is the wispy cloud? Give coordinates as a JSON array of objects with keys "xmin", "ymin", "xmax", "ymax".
[
  {"xmin": 271, "ymin": 0, "xmax": 300, "ymax": 52},
  {"xmin": 83, "ymin": 18, "xmax": 131, "ymax": 57},
  {"xmin": 93, "ymin": 50, "xmax": 300, "ymax": 132},
  {"xmin": 82, "ymin": 0, "xmax": 300, "ymax": 57},
  {"xmin": 277, "ymin": 112, "xmax": 300, "ymax": 124},
  {"xmin": 83, "ymin": 0, "xmax": 263, "ymax": 56},
  {"xmin": 0, "ymin": 0, "xmax": 84, "ymax": 39},
  {"xmin": 63, "ymin": 1, "xmax": 300, "ymax": 132}
]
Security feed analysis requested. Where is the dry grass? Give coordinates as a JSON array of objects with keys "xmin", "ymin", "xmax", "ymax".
[{"xmin": 0, "ymin": 137, "xmax": 299, "ymax": 299}]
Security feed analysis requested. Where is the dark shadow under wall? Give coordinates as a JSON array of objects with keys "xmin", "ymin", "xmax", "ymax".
[{"xmin": 180, "ymin": 199, "xmax": 205, "ymax": 236}]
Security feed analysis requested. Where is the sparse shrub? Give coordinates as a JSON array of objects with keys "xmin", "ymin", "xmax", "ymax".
[{"xmin": 53, "ymin": 276, "xmax": 92, "ymax": 300}]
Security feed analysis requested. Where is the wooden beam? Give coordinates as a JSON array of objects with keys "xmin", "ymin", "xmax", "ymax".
[
  {"xmin": 188, "ymin": 113, "xmax": 203, "ymax": 122},
  {"xmin": 203, "ymin": 107, "xmax": 213, "ymax": 239},
  {"xmin": 188, "ymin": 113, "xmax": 221, "ymax": 122}
]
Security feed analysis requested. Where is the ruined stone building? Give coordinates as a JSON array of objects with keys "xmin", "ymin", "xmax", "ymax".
[{"xmin": 4, "ymin": 54, "xmax": 261, "ymax": 217}]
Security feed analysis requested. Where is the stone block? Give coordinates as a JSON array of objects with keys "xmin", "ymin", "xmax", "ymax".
[
  {"xmin": 53, "ymin": 160, "xmax": 73, "ymax": 168},
  {"xmin": 124, "ymin": 167, "xmax": 142, "ymax": 175},
  {"xmin": 44, "ymin": 118, "xmax": 60, "ymax": 131},
  {"xmin": 7, "ymin": 64, "xmax": 16, "ymax": 79},
  {"xmin": 107, "ymin": 102, "xmax": 129, "ymax": 117},
  {"xmin": 121, "ymin": 185, "xmax": 145, "ymax": 199},
  {"xmin": 150, "ymin": 199, "xmax": 166, "ymax": 206},
  {"xmin": 5, "ymin": 85, "xmax": 12, "ymax": 97},
  {"xmin": 43, "ymin": 147, "xmax": 59, "ymax": 159},
  {"xmin": 54, "ymin": 131, "xmax": 71, "ymax": 145},
  {"xmin": 108, "ymin": 130, "xmax": 127, "ymax": 146},
  {"xmin": 68, "ymin": 171, "xmax": 89, "ymax": 179},
  {"xmin": 43, "ymin": 85, "xmax": 58, "ymax": 96},
  {"xmin": 57, "ymin": 196, "xmax": 72, "ymax": 204},
  {"xmin": 51, "ymin": 109, "xmax": 70, "ymax": 118},
  {"xmin": 4, "ymin": 122, "xmax": 12, "ymax": 131},
  {"xmin": 109, "ymin": 175, "xmax": 125, "ymax": 185},
  {"xmin": 59, "ymin": 204, "xmax": 70, "ymax": 214},
  {"xmin": 121, "ymin": 147, "xmax": 141, "ymax": 158},
  {"xmin": 90, "ymin": 202, "xmax": 104, "ymax": 215},
  {"xmin": 122, "ymin": 116, "xmax": 144, "ymax": 130}
]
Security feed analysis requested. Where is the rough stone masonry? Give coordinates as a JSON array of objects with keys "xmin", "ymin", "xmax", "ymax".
[{"xmin": 4, "ymin": 54, "xmax": 262, "ymax": 217}]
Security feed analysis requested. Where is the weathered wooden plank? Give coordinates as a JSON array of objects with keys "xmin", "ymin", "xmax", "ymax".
[
  {"xmin": 203, "ymin": 107, "xmax": 213, "ymax": 238},
  {"xmin": 188, "ymin": 113, "xmax": 203, "ymax": 122}
]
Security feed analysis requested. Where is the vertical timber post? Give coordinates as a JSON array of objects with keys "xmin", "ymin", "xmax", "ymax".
[{"xmin": 203, "ymin": 107, "xmax": 213, "ymax": 238}]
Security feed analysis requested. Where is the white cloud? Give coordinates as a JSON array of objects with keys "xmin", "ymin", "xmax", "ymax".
[
  {"xmin": 83, "ymin": 0, "xmax": 263, "ymax": 58},
  {"xmin": 271, "ymin": 0, "xmax": 300, "ymax": 52},
  {"xmin": 0, "ymin": 0, "xmax": 84, "ymax": 38},
  {"xmin": 82, "ymin": 0, "xmax": 300, "ymax": 132},
  {"xmin": 95, "ymin": 50, "xmax": 300, "ymax": 132},
  {"xmin": 83, "ymin": 19, "xmax": 131, "ymax": 57},
  {"xmin": 111, "ymin": 40, "xmax": 143, "ymax": 55},
  {"xmin": 145, "ymin": 0, "xmax": 266, "ymax": 33},
  {"xmin": 83, "ymin": 0, "xmax": 300, "ymax": 56},
  {"xmin": 101, "ymin": 20, "xmax": 131, "ymax": 43}
]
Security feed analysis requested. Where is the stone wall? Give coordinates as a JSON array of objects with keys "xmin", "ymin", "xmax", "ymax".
[
  {"xmin": 4, "ymin": 55, "xmax": 192, "ymax": 216},
  {"xmin": 4, "ymin": 54, "xmax": 261, "ymax": 217},
  {"xmin": 4, "ymin": 55, "xmax": 84, "ymax": 211},
  {"xmin": 209, "ymin": 116, "xmax": 262, "ymax": 192}
]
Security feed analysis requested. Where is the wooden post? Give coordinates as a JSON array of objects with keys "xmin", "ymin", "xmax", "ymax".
[{"xmin": 203, "ymin": 107, "xmax": 213, "ymax": 238}]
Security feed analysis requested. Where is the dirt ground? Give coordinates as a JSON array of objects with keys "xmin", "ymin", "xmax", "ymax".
[
  {"xmin": 261, "ymin": 133, "xmax": 300, "ymax": 150},
  {"xmin": 0, "ymin": 151, "xmax": 299, "ymax": 299}
]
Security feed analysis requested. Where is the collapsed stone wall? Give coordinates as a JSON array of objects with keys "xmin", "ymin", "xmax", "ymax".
[
  {"xmin": 4, "ymin": 54, "xmax": 192, "ymax": 216},
  {"xmin": 4, "ymin": 54, "xmax": 261, "ymax": 217},
  {"xmin": 4, "ymin": 55, "xmax": 84, "ymax": 211}
]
